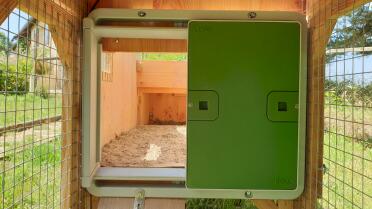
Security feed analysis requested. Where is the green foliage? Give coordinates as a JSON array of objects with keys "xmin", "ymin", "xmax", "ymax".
[
  {"xmin": 142, "ymin": 53, "xmax": 187, "ymax": 61},
  {"xmin": 17, "ymin": 36, "xmax": 29, "ymax": 55},
  {"xmin": 35, "ymin": 85, "xmax": 50, "ymax": 99},
  {"xmin": 325, "ymin": 78, "xmax": 372, "ymax": 106},
  {"xmin": 35, "ymin": 60, "xmax": 51, "ymax": 75},
  {"xmin": 187, "ymin": 199, "xmax": 257, "ymax": 209},
  {"xmin": 0, "ymin": 32, "xmax": 10, "ymax": 56},
  {"xmin": 327, "ymin": 4, "xmax": 372, "ymax": 61},
  {"xmin": 0, "ymin": 59, "xmax": 33, "ymax": 93}
]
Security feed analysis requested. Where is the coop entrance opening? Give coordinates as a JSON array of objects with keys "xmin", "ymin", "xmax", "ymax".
[{"xmin": 99, "ymin": 52, "xmax": 187, "ymax": 169}]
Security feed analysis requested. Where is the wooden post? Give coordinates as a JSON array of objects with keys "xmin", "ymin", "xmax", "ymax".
[{"xmin": 17, "ymin": 0, "xmax": 87, "ymax": 208}]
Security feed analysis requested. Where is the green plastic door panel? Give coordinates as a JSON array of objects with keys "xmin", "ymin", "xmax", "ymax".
[
  {"xmin": 187, "ymin": 21, "xmax": 301, "ymax": 191},
  {"xmin": 188, "ymin": 90, "xmax": 219, "ymax": 121},
  {"xmin": 267, "ymin": 91, "xmax": 299, "ymax": 122}
]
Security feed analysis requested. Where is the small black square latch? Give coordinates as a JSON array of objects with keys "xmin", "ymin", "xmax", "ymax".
[
  {"xmin": 278, "ymin": 102, "xmax": 287, "ymax": 112},
  {"xmin": 199, "ymin": 101, "xmax": 209, "ymax": 110}
]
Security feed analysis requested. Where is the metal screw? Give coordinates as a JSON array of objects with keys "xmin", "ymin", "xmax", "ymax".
[
  {"xmin": 245, "ymin": 191, "xmax": 253, "ymax": 198},
  {"xmin": 138, "ymin": 11, "xmax": 146, "ymax": 17},
  {"xmin": 248, "ymin": 12, "xmax": 257, "ymax": 19}
]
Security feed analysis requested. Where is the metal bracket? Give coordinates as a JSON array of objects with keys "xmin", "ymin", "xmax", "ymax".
[{"xmin": 133, "ymin": 189, "xmax": 145, "ymax": 209}]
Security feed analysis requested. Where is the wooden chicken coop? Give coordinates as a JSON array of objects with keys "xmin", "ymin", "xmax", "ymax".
[{"xmin": 0, "ymin": 0, "xmax": 370, "ymax": 209}]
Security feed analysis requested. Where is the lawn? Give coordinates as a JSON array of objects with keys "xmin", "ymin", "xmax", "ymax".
[
  {"xmin": 319, "ymin": 132, "xmax": 372, "ymax": 209},
  {"xmin": 0, "ymin": 93, "xmax": 62, "ymax": 128},
  {"xmin": 0, "ymin": 93, "xmax": 63, "ymax": 208},
  {"xmin": 0, "ymin": 137, "xmax": 61, "ymax": 209},
  {"xmin": 319, "ymin": 104, "xmax": 372, "ymax": 209}
]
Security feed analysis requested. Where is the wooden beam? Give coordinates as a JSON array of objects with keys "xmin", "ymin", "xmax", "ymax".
[
  {"xmin": 18, "ymin": 0, "xmax": 79, "ymax": 21},
  {"xmin": 102, "ymin": 38, "xmax": 187, "ymax": 52},
  {"xmin": 0, "ymin": 0, "xmax": 18, "ymax": 24},
  {"xmin": 329, "ymin": 0, "xmax": 370, "ymax": 19},
  {"xmin": 94, "ymin": 0, "xmax": 304, "ymax": 12}
]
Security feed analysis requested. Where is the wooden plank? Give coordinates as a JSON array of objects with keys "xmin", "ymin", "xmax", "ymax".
[
  {"xmin": 137, "ymin": 61, "xmax": 187, "ymax": 89},
  {"xmin": 0, "ymin": 0, "xmax": 18, "ymax": 24},
  {"xmin": 145, "ymin": 199, "xmax": 185, "ymax": 209},
  {"xmin": 101, "ymin": 52, "xmax": 138, "ymax": 147},
  {"xmin": 102, "ymin": 38, "xmax": 187, "ymax": 52},
  {"xmin": 148, "ymin": 93, "xmax": 186, "ymax": 124},
  {"xmin": 98, "ymin": 198, "xmax": 134, "ymax": 209},
  {"xmin": 139, "ymin": 87, "xmax": 187, "ymax": 94},
  {"xmin": 138, "ymin": 92, "xmax": 150, "ymax": 125},
  {"xmin": 278, "ymin": 200, "xmax": 294, "ymax": 209},
  {"xmin": 97, "ymin": 198, "xmax": 185, "ymax": 209},
  {"xmin": 253, "ymin": 200, "xmax": 278, "ymax": 209},
  {"xmin": 96, "ymin": 0, "xmax": 153, "ymax": 9},
  {"xmin": 93, "ymin": 0, "xmax": 303, "ymax": 12}
]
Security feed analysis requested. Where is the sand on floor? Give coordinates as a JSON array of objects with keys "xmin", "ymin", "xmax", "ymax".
[{"xmin": 101, "ymin": 125, "xmax": 186, "ymax": 168}]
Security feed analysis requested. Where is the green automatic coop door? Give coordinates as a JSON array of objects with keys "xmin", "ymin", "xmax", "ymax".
[{"xmin": 187, "ymin": 20, "xmax": 306, "ymax": 196}]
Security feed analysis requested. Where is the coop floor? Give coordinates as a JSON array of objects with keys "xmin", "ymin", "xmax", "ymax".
[{"xmin": 101, "ymin": 125, "xmax": 186, "ymax": 168}]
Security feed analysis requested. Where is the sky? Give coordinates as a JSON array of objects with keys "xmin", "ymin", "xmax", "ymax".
[
  {"xmin": 0, "ymin": 8, "xmax": 371, "ymax": 83},
  {"xmin": 0, "ymin": 8, "xmax": 30, "ymax": 40}
]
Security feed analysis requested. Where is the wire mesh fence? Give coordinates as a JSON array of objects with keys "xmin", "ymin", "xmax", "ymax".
[
  {"xmin": 0, "ymin": 1, "xmax": 85, "ymax": 208},
  {"xmin": 319, "ymin": 2, "xmax": 372, "ymax": 209}
]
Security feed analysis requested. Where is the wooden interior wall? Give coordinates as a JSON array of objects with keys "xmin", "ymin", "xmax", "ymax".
[
  {"xmin": 137, "ymin": 61, "xmax": 187, "ymax": 89},
  {"xmin": 148, "ymin": 93, "xmax": 187, "ymax": 124},
  {"xmin": 102, "ymin": 38, "xmax": 187, "ymax": 52},
  {"xmin": 100, "ymin": 52, "xmax": 138, "ymax": 147},
  {"xmin": 137, "ymin": 61, "xmax": 187, "ymax": 125}
]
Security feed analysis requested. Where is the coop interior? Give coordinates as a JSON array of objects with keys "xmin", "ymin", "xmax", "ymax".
[{"xmin": 99, "ymin": 51, "xmax": 187, "ymax": 169}]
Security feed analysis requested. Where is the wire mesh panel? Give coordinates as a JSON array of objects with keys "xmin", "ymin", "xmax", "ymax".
[
  {"xmin": 320, "ymin": 2, "xmax": 372, "ymax": 209},
  {"xmin": 0, "ymin": 0, "xmax": 85, "ymax": 208}
]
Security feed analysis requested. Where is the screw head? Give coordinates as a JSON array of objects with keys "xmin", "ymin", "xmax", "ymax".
[
  {"xmin": 138, "ymin": 11, "xmax": 146, "ymax": 17},
  {"xmin": 245, "ymin": 191, "xmax": 253, "ymax": 198},
  {"xmin": 248, "ymin": 12, "xmax": 257, "ymax": 19}
]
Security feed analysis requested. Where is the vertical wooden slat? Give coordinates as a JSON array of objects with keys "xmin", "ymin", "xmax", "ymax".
[
  {"xmin": 278, "ymin": 200, "xmax": 294, "ymax": 209},
  {"xmin": 16, "ymin": 0, "xmax": 86, "ymax": 209}
]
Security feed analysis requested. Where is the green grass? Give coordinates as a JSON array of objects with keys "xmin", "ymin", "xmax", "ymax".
[
  {"xmin": 0, "ymin": 93, "xmax": 62, "ymax": 128},
  {"xmin": 186, "ymin": 199, "xmax": 257, "ymax": 209},
  {"xmin": 0, "ymin": 137, "xmax": 62, "ymax": 209},
  {"xmin": 318, "ymin": 131, "xmax": 372, "ymax": 208}
]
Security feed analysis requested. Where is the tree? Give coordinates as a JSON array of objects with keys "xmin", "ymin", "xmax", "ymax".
[
  {"xmin": 326, "ymin": 4, "xmax": 372, "ymax": 62},
  {"xmin": 0, "ymin": 32, "xmax": 10, "ymax": 56}
]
